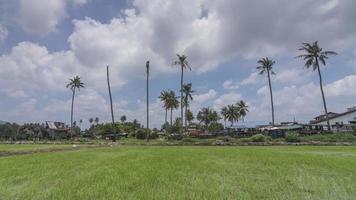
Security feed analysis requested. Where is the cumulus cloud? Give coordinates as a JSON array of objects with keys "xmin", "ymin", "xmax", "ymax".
[
  {"xmin": 223, "ymin": 80, "xmax": 239, "ymax": 90},
  {"xmin": 213, "ymin": 92, "xmax": 242, "ymax": 111}
]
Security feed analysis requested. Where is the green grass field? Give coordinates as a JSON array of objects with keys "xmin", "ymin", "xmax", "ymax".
[{"xmin": 1, "ymin": 146, "xmax": 356, "ymax": 200}]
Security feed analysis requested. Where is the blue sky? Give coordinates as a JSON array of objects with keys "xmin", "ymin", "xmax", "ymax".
[{"xmin": 1, "ymin": 0, "xmax": 356, "ymax": 128}]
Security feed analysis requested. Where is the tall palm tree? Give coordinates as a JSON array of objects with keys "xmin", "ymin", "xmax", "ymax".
[
  {"xmin": 107, "ymin": 66, "xmax": 115, "ymax": 138},
  {"xmin": 236, "ymin": 100, "xmax": 249, "ymax": 122},
  {"xmin": 94, "ymin": 117, "xmax": 99, "ymax": 125},
  {"xmin": 159, "ymin": 90, "xmax": 170, "ymax": 125},
  {"xmin": 173, "ymin": 54, "xmax": 191, "ymax": 133},
  {"xmin": 166, "ymin": 90, "xmax": 179, "ymax": 126},
  {"xmin": 220, "ymin": 106, "xmax": 228, "ymax": 128},
  {"xmin": 257, "ymin": 57, "xmax": 276, "ymax": 126},
  {"xmin": 146, "ymin": 61, "xmax": 150, "ymax": 141},
  {"xmin": 66, "ymin": 76, "xmax": 84, "ymax": 130},
  {"xmin": 182, "ymin": 83, "xmax": 195, "ymax": 127},
  {"xmin": 297, "ymin": 41, "xmax": 337, "ymax": 131},
  {"xmin": 120, "ymin": 115, "xmax": 127, "ymax": 123}
]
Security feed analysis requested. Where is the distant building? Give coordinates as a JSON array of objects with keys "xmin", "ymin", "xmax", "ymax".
[{"xmin": 310, "ymin": 107, "xmax": 356, "ymax": 127}]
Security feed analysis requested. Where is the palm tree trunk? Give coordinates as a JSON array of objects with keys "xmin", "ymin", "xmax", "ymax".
[
  {"xmin": 170, "ymin": 108, "xmax": 173, "ymax": 126},
  {"xmin": 316, "ymin": 59, "xmax": 331, "ymax": 131},
  {"xmin": 180, "ymin": 65, "xmax": 184, "ymax": 133},
  {"xmin": 146, "ymin": 61, "xmax": 150, "ymax": 141},
  {"xmin": 224, "ymin": 119, "xmax": 226, "ymax": 129},
  {"xmin": 267, "ymin": 69, "xmax": 275, "ymax": 126},
  {"xmin": 107, "ymin": 66, "xmax": 116, "ymax": 141},
  {"xmin": 165, "ymin": 109, "xmax": 168, "ymax": 123},
  {"xmin": 70, "ymin": 87, "xmax": 75, "ymax": 139},
  {"xmin": 184, "ymin": 104, "xmax": 188, "ymax": 127}
]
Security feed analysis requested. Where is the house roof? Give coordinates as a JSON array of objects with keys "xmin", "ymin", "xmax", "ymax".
[{"xmin": 311, "ymin": 109, "xmax": 356, "ymax": 124}]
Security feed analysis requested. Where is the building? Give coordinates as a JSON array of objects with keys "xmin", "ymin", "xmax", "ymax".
[{"xmin": 310, "ymin": 107, "xmax": 356, "ymax": 129}]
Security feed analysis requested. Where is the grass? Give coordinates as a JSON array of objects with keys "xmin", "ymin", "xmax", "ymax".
[
  {"xmin": 0, "ymin": 144, "xmax": 72, "ymax": 152},
  {"xmin": 1, "ymin": 146, "xmax": 356, "ymax": 200}
]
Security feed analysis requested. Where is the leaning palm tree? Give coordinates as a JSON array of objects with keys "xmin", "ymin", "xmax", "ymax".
[
  {"xmin": 257, "ymin": 57, "xmax": 276, "ymax": 126},
  {"xmin": 173, "ymin": 54, "xmax": 191, "ymax": 132},
  {"xmin": 220, "ymin": 106, "xmax": 228, "ymax": 128},
  {"xmin": 297, "ymin": 41, "xmax": 337, "ymax": 131},
  {"xmin": 182, "ymin": 83, "xmax": 195, "ymax": 128},
  {"xmin": 236, "ymin": 100, "xmax": 249, "ymax": 122},
  {"xmin": 159, "ymin": 90, "xmax": 170, "ymax": 124},
  {"xmin": 166, "ymin": 90, "xmax": 179, "ymax": 126},
  {"xmin": 66, "ymin": 76, "xmax": 84, "ymax": 130}
]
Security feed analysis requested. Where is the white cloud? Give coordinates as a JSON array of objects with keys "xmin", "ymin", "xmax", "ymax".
[
  {"xmin": 325, "ymin": 75, "xmax": 356, "ymax": 97},
  {"xmin": 223, "ymin": 80, "xmax": 239, "ymax": 90},
  {"xmin": 213, "ymin": 92, "xmax": 242, "ymax": 111},
  {"xmin": 15, "ymin": 0, "xmax": 88, "ymax": 35},
  {"xmin": 241, "ymin": 72, "xmax": 260, "ymax": 85}
]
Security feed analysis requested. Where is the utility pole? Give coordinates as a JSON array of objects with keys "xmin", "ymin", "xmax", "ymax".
[{"xmin": 146, "ymin": 61, "xmax": 150, "ymax": 142}]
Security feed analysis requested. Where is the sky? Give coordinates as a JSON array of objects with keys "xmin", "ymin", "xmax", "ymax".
[{"xmin": 0, "ymin": 0, "xmax": 356, "ymax": 128}]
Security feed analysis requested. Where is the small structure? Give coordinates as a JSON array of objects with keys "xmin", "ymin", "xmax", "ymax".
[{"xmin": 45, "ymin": 121, "xmax": 71, "ymax": 139}]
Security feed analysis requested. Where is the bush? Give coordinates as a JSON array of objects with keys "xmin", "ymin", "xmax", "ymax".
[
  {"xmin": 135, "ymin": 129, "xmax": 149, "ymax": 140},
  {"xmin": 149, "ymin": 131, "xmax": 159, "ymax": 139},
  {"xmin": 250, "ymin": 134, "xmax": 271, "ymax": 142},
  {"xmin": 168, "ymin": 134, "xmax": 183, "ymax": 140},
  {"xmin": 285, "ymin": 132, "xmax": 301, "ymax": 143},
  {"xmin": 301, "ymin": 133, "xmax": 356, "ymax": 143}
]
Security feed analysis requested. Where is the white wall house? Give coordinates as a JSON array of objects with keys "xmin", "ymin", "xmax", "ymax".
[{"xmin": 311, "ymin": 107, "xmax": 356, "ymax": 126}]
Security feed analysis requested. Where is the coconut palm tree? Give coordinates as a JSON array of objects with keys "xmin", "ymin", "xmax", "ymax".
[
  {"xmin": 297, "ymin": 41, "xmax": 337, "ymax": 131},
  {"xmin": 94, "ymin": 117, "xmax": 99, "ymax": 125},
  {"xmin": 197, "ymin": 107, "xmax": 210, "ymax": 126},
  {"xmin": 173, "ymin": 54, "xmax": 191, "ymax": 132},
  {"xmin": 66, "ymin": 76, "xmax": 84, "ymax": 129},
  {"xmin": 166, "ymin": 90, "xmax": 179, "ymax": 126},
  {"xmin": 221, "ymin": 106, "xmax": 228, "ymax": 128},
  {"xmin": 182, "ymin": 83, "xmax": 195, "ymax": 127},
  {"xmin": 257, "ymin": 57, "xmax": 276, "ymax": 126},
  {"xmin": 226, "ymin": 104, "xmax": 239, "ymax": 126},
  {"xmin": 159, "ymin": 90, "xmax": 170, "ymax": 124},
  {"xmin": 236, "ymin": 100, "xmax": 249, "ymax": 122},
  {"xmin": 185, "ymin": 109, "xmax": 194, "ymax": 125}
]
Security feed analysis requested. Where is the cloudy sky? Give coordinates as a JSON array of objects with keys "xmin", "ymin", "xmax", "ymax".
[{"xmin": 0, "ymin": 0, "xmax": 356, "ymax": 128}]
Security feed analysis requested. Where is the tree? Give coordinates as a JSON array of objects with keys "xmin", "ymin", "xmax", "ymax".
[
  {"xmin": 226, "ymin": 105, "xmax": 239, "ymax": 126},
  {"xmin": 120, "ymin": 115, "xmax": 127, "ymax": 123},
  {"xmin": 166, "ymin": 90, "xmax": 179, "ymax": 126},
  {"xmin": 107, "ymin": 66, "xmax": 115, "ymax": 138},
  {"xmin": 66, "ymin": 76, "xmax": 84, "ymax": 137},
  {"xmin": 185, "ymin": 109, "xmax": 194, "ymax": 125},
  {"xmin": 257, "ymin": 57, "xmax": 276, "ymax": 126},
  {"xmin": 197, "ymin": 107, "xmax": 220, "ymax": 127},
  {"xmin": 159, "ymin": 90, "xmax": 170, "ymax": 124},
  {"xmin": 297, "ymin": 41, "xmax": 337, "ymax": 131},
  {"xmin": 236, "ymin": 100, "xmax": 249, "ymax": 122},
  {"xmin": 182, "ymin": 83, "xmax": 195, "ymax": 128},
  {"xmin": 221, "ymin": 106, "xmax": 228, "ymax": 128},
  {"xmin": 146, "ymin": 61, "xmax": 150, "ymax": 141},
  {"xmin": 173, "ymin": 54, "xmax": 191, "ymax": 133},
  {"xmin": 89, "ymin": 117, "xmax": 94, "ymax": 125},
  {"xmin": 94, "ymin": 117, "xmax": 99, "ymax": 125}
]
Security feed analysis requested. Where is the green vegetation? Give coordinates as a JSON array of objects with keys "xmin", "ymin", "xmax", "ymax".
[{"xmin": 1, "ymin": 146, "xmax": 356, "ymax": 199}]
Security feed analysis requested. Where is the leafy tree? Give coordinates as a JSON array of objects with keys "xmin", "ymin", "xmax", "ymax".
[
  {"xmin": 181, "ymin": 83, "xmax": 195, "ymax": 127},
  {"xmin": 94, "ymin": 117, "xmax": 99, "ymax": 125},
  {"xmin": 257, "ymin": 57, "xmax": 276, "ymax": 126},
  {"xmin": 197, "ymin": 107, "xmax": 220, "ymax": 127},
  {"xmin": 173, "ymin": 54, "xmax": 191, "ymax": 132},
  {"xmin": 221, "ymin": 106, "xmax": 228, "ymax": 128},
  {"xmin": 66, "ymin": 76, "xmax": 84, "ymax": 129},
  {"xmin": 120, "ymin": 115, "xmax": 127, "ymax": 123},
  {"xmin": 185, "ymin": 109, "xmax": 194, "ymax": 125},
  {"xmin": 297, "ymin": 41, "xmax": 337, "ymax": 131},
  {"xmin": 226, "ymin": 105, "xmax": 239, "ymax": 126}
]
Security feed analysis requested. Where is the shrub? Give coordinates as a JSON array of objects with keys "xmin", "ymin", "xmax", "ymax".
[
  {"xmin": 149, "ymin": 131, "xmax": 159, "ymax": 139},
  {"xmin": 285, "ymin": 132, "xmax": 301, "ymax": 143},
  {"xmin": 135, "ymin": 129, "xmax": 149, "ymax": 140},
  {"xmin": 168, "ymin": 134, "xmax": 183, "ymax": 140},
  {"xmin": 250, "ymin": 134, "xmax": 271, "ymax": 142},
  {"xmin": 301, "ymin": 133, "xmax": 356, "ymax": 143}
]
